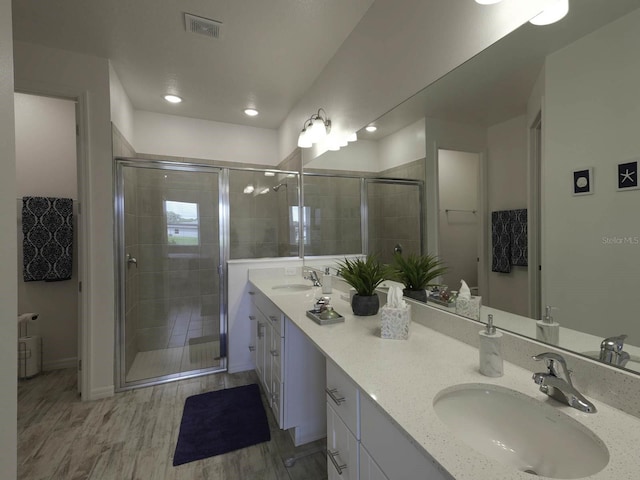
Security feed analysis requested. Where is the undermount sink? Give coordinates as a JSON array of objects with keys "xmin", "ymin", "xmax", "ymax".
[
  {"xmin": 433, "ymin": 384, "xmax": 608, "ymax": 478},
  {"xmin": 271, "ymin": 284, "xmax": 312, "ymax": 292}
]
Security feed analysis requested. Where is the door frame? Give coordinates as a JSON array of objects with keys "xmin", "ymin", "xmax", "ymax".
[{"xmin": 14, "ymin": 86, "xmax": 89, "ymax": 398}]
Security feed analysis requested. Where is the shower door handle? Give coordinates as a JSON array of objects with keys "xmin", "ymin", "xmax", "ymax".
[{"xmin": 126, "ymin": 253, "xmax": 138, "ymax": 268}]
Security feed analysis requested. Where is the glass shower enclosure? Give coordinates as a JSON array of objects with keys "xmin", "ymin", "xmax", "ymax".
[{"xmin": 115, "ymin": 160, "xmax": 226, "ymax": 389}]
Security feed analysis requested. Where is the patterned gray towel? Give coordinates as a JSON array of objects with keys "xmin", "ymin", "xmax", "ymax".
[{"xmin": 22, "ymin": 197, "xmax": 73, "ymax": 282}]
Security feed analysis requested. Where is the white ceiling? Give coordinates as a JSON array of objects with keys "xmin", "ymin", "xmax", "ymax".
[{"xmin": 12, "ymin": 0, "xmax": 375, "ymax": 129}]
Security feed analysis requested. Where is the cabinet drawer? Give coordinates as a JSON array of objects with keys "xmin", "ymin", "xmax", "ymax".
[
  {"xmin": 359, "ymin": 444, "xmax": 389, "ymax": 480},
  {"xmin": 327, "ymin": 403, "xmax": 358, "ymax": 480},
  {"xmin": 253, "ymin": 291, "xmax": 283, "ymax": 335},
  {"xmin": 326, "ymin": 360, "xmax": 360, "ymax": 439},
  {"xmin": 360, "ymin": 394, "xmax": 451, "ymax": 480}
]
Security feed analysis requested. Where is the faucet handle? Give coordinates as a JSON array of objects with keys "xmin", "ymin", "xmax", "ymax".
[
  {"xmin": 532, "ymin": 352, "xmax": 572, "ymax": 381},
  {"xmin": 600, "ymin": 334, "xmax": 627, "ymax": 353}
]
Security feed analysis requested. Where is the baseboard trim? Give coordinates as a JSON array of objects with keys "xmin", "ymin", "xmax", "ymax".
[
  {"xmin": 88, "ymin": 385, "xmax": 114, "ymax": 400},
  {"xmin": 228, "ymin": 362, "xmax": 255, "ymax": 374},
  {"xmin": 43, "ymin": 357, "xmax": 77, "ymax": 371}
]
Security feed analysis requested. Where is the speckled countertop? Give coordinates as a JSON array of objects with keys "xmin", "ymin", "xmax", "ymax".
[{"xmin": 248, "ymin": 269, "xmax": 640, "ymax": 480}]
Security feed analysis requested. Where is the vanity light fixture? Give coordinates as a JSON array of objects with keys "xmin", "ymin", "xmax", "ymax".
[
  {"xmin": 164, "ymin": 94, "xmax": 183, "ymax": 104},
  {"xmin": 347, "ymin": 132, "xmax": 357, "ymax": 142},
  {"xmin": 297, "ymin": 108, "xmax": 331, "ymax": 148},
  {"xmin": 244, "ymin": 108, "xmax": 259, "ymax": 116},
  {"xmin": 529, "ymin": 0, "xmax": 569, "ymax": 25},
  {"xmin": 365, "ymin": 125, "xmax": 377, "ymax": 133}
]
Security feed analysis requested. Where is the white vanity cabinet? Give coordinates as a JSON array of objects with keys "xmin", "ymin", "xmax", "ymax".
[
  {"xmin": 250, "ymin": 289, "xmax": 326, "ymax": 446},
  {"xmin": 326, "ymin": 359, "xmax": 451, "ymax": 480}
]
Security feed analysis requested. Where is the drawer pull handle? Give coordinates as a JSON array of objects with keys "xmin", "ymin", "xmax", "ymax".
[
  {"xmin": 249, "ymin": 291, "xmax": 255, "ymax": 295},
  {"xmin": 325, "ymin": 388, "xmax": 346, "ymax": 405},
  {"xmin": 248, "ymin": 345, "xmax": 255, "ymax": 352},
  {"xmin": 257, "ymin": 322, "xmax": 264, "ymax": 338},
  {"xmin": 327, "ymin": 449, "xmax": 347, "ymax": 475},
  {"xmin": 270, "ymin": 349, "xmax": 279, "ymax": 357},
  {"xmin": 269, "ymin": 315, "xmax": 278, "ymax": 322},
  {"xmin": 249, "ymin": 315, "xmax": 256, "ymax": 321}
]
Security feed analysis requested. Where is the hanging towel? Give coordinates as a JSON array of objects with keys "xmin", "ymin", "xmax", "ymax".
[
  {"xmin": 491, "ymin": 210, "xmax": 511, "ymax": 273},
  {"xmin": 510, "ymin": 209, "xmax": 528, "ymax": 266},
  {"xmin": 22, "ymin": 197, "xmax": 73, "ymax": 282}
]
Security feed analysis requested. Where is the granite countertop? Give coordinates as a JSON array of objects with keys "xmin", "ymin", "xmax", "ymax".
[{"xmin": 248, "ymin": 269, "xmax": 640, "ymax": 480}]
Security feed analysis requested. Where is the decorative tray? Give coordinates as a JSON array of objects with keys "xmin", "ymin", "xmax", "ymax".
[{"xmin": 306, "ymin": 309, "xmax": 345, "ymax": 326}]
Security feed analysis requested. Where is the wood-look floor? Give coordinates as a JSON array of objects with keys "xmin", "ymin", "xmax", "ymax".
[{"xmin": 18, "ymin": 369, "xmax": 327, "ymax": 480}]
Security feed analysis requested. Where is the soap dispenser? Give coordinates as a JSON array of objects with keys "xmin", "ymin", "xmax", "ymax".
[
  {"xmin": 479, "ymin": 314, "xmax": 503, "ymax": 377},
  {"xmin": 536, "ymin": 305, "xmax": 560, "ymax": 346},
  {"xmin": 321, "ymin": 266, "xmax": 333, "ymax": 294}
]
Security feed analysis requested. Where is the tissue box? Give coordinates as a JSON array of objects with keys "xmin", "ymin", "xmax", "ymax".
[
  {"xmin": 380, "ymin": 304, "xmax": 411, "ymax": 340},
  {"xmin": 455, "ymin": 295, "xmax": 481, "ymax": 321}
]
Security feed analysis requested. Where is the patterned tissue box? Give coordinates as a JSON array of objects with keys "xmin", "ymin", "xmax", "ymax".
[
  {"xmin": 380, "ymin": 304, "xmax": 411, "ymax": 340},
  {"xmin": 455, "ymin": 295, "xmax": 481, "ymax": 321}
]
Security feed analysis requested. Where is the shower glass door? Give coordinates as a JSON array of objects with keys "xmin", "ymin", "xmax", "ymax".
[{"xmin": 116, "ymin": 161, "xmax": 225, "ymax": 389}]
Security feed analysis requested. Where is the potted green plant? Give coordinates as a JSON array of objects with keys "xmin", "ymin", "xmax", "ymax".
[
  {"xmin": 392, "ymin": 252, "xmax": 448, "ymax": 303},
  {"xmin": 337, "ymin": 255, "xmax": 392, "ymax": 316}
]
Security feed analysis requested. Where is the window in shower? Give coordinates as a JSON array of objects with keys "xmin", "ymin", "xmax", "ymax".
[{"xmin": 165, "ymin": 200, "xmax": 199, "ymax": 246}]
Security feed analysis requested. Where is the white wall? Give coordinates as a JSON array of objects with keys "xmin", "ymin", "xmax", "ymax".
[
  {"xmin": 438, "ymin": 150, "xmax": 479, "ymax": 290},
  {"xmin": 0, "ymin": 0, "xmax": 17, "ymax": 476},
  {"xmin": 109, "ymin": 62, "xmax": 135, "ymax": 148},
  {"xmin": 379, "ymin": 118, "xmax": 426, "ymax": 171},
  {"xmin": 304, "ymin": 139, "xmax": 379, "ymax": 172},
  {"xmin": 14, "ymin": 41, "xmax": 115, "ymax": 400},
  {"xmin": 14, "ymin": 93, "xmax": 79, "ymax": 370},
  {"xmin": 279, "ymin": 0, "xmax": 554, "ymax": 160},
  {"xmin": 543, "ymin": 8, "xmax": 640, "ymax": 343},
  {"xmin": 134, "ymin": 110, "xmax": 280, "ymax": 165},
  {"xmin": 486, "ymin": 114, "xmax": 529, "ymax": 316}
]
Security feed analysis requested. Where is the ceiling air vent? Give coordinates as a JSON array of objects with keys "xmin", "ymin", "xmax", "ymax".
[{"xmin": 184, "ymin": 13, "xmax": 223, "ymax": 39}]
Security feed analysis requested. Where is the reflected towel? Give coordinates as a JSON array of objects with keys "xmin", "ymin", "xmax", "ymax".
[
  {"xmin": 510, "ymin": 209, "xmax": 528, "ymax": 266},
  {"xmin": 22, "ymin": 197, "xmax": 73, "ymax": 282},
  {"xmin": 491, "ymin": 210, "xmax": 511, "ymax": 273}
]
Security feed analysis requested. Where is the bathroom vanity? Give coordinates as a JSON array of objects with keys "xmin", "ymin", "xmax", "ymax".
[{"xmin": 247, "ymin": 267, "xmax": 640, "ymax": 479}]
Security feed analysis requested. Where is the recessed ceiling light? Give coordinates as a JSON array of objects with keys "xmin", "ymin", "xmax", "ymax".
[
  {"xmin": 164, "ymin": 94, "xmax": 183, "ymax": 104},
  {"xmin": 529, "ymin": 0, "xmax": 569, "ymax": 26},
  {"xmin": 244, "ymin": 108, "xmax": 259, "ymax": 117},
  {"xmin": 365, "ymin": 125, "xmax": 377, "ymax": 133}
]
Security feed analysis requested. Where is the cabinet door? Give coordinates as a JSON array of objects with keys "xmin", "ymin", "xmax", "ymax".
[
  {"xmin": 263, "ymin": 319, "xmax": 273, "ymax": 392},
  {"xmin": 255, "ymin": 319, "xmax": 270, "ymax": 397},
  {"xmin": 360, "ymin": 444, "xmax": 389, "ymax": 480},
  {"xmin": 248, "ymin": 311, "xmax": 257, "ymax": 366},
  {"xmin": 327, "ymin": 403, "xmax": 358, "ymax": 480}
]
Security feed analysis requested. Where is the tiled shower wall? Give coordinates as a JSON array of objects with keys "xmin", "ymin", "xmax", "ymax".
[{"xmin": 369, "ymin": 158, "xmax": 426, "ymax": 264}]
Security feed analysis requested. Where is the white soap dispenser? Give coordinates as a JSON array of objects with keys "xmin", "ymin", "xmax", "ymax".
[
  {"xmin": 479, "ymin": 314, "xmax": 503, "ymax": 377},
  {"xmin": 322, "ymin": 266, "xmax": 333, "ymax": 294},
  {"xmin": 536, "ymin": 305, "xmax": 560, "ymax": 346}
]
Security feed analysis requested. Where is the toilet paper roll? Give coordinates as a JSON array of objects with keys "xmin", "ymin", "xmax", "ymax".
[{"xmin": 18, "ymin": 335, "xmax": 41, "ymax": 378}]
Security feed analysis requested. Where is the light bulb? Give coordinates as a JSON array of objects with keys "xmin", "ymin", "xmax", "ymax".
[
  {"xmin": 297, "ymin": 129, "xmax": 312, "ymax": 148},
  {"xmin": 308, "ymin": 117, "xmax": 328, "ymax": 143},
  {"xmin": 347, "ymin": 132, "xmax": 357, "ymax": 142},
  {"xmin": 244, "ymin": 108, "xmax": 259, "ymax": 116},
  {"xmin": 164, "ymin": 94, "xmax": 183, "ymax": 104},
  {"xmin": 529, "ymin": 0, "xmax": 569, "ymax": 25},
  {"xmin": 365, "ymin": 125, "xmax": 377, "ymax": 133}
]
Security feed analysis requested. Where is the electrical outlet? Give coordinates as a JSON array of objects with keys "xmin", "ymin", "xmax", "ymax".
[{"xmin": 284, "ymin": 266, "xmax": 297, "ymax": 276}]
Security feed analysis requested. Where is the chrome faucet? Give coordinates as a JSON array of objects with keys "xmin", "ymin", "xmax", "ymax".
[
  {"xmin": 532, "ymin": 352, "xmax": 597, "ymax": 413},
  {"xmin": 304, "ymin": 269, "xmax": 322, "ymax": 287},
  {"xmin": 599, "ymin": 334, "xmax": 630, "ymax": 367}
]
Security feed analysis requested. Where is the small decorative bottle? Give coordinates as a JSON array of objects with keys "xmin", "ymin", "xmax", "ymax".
[{"xmin": 479, "ymin": 314, "xmax": 503, "ymax": 377}]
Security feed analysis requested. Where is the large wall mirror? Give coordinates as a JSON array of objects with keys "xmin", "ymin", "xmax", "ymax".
[{"xmin": 302, "ymin": 0, "xmax": 640, "ymax": 375}]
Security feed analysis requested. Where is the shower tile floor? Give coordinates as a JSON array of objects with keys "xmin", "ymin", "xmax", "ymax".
[{"xmin": 126, "ymin": 338, "xmax": 221, "ymax": 382}]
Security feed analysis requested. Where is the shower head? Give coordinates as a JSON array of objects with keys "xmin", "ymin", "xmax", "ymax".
[{"xmin": 272, "ymin": 183, "xmax": 288, "ymax": 192}]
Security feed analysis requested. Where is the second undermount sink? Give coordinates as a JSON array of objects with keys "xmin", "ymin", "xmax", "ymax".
[
  {"xmin": 271, "ymin": 284, "xmax": 312, "ymax": 292},
  {"xmin": 433, "ymin": 384, "xmax": 608, "ymax": 478}
]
